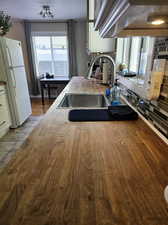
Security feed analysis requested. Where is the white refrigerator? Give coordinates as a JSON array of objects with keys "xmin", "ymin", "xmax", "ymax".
[{"xmin": 0, "ymin": 37, "xmax": 32, "ymax": 128}]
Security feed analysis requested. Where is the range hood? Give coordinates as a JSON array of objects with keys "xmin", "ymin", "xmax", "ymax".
[{"xmin": 95, "ymin": 0, "xmax": 168, "ymax": 37}]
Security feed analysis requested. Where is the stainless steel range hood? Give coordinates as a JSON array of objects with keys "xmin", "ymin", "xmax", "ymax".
[{"xmin": 95, "ymin": 0, "xmax": 168, "ymax": 37}]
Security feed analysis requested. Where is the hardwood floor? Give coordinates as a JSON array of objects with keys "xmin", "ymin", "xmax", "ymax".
[
  {"xmin": 31, "ymin": 98, "xmax": 54, "ymax": 116},
  {"xmin": 0, "ymin": 98, "xmax": 50, "ymax": 169},
  {"xmin": 0, "ymin": 116, "xmax": 42, "ymax": 169}
]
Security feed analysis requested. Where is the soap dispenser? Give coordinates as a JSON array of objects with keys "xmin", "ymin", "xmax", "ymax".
[{"xmin": 110, "ymin": 79, "xmax": 121, "ymax": 105}]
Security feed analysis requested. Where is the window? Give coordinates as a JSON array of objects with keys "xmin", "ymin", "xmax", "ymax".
[
  {"xmin": 129, "ymin": 37, "xmax": 142, "ymax": 73},
  {"xmin": 139, "ymin": 37, "xmax": 154, "ymax": 76},
  {"xmin": 122, "ymin": 37, "xmax": 131, "ymax": 65},
  {"xmin": 33, "ymin": 36, "xmax": 69, "ymax": 77},
  {"xmin": 117, "ymin": 37, "xmax": 154, "ymax": 75}
]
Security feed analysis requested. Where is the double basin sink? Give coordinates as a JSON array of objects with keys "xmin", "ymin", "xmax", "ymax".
[{"xmin": 58, "ymin": 93, "xmax": 110, "ymax": 108}]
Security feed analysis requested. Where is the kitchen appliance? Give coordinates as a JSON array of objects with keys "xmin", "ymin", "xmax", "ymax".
[
  {"xmin": 0, "ymin": 38, "xmax": 32, "ymax": 128},
  {"xmin": 94, "ymin": 0, "xmax": 168, "ymax": 37}
]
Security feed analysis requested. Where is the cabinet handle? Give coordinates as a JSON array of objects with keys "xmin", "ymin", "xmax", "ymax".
[
  {"xmin": 0, "ymin": 104, "xmax": 2, "ymax": 107},
  {"xmin": 0, "ymin": 121, "xmax": 6, "ymax": 127},
  {"xmin": 0, "ymin": 90, "xmax": 4, "ymax": 93}
]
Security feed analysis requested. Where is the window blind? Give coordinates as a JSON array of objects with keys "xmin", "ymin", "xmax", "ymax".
[{"xmin": 31, "ymin": 22, "xmax": 67, "ymax": 36}]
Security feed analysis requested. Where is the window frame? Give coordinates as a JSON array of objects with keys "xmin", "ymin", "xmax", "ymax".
[
  {"xmin": 32, "ymin": 35, "xmax": 69, "ymax": 77},
  {"xmin": 122, "ymin": 37, "xmax": 131, "ymax": 66},
  {"xmin": 129, "ymin": 37, "xmax": 142, "ymax": 74},
  {"xmin": 121, "ymin": 37, "xmax": 143, "ymax": 75}
]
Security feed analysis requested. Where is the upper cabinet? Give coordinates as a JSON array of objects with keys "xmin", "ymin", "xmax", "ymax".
[
  {"xmin": 88, "ymin": 23, "xmax": 116, "ymax": 53},
  {"xmin": 94, "ymin": 0, "xmax": 168, "ymax": 37}
]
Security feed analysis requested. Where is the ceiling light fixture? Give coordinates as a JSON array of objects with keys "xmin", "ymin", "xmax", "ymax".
[
  {"xmin": 151, "ymin": 19, "xmax": 165, "ymax": 25},
  {"xmin": 40, "ymin": 5, "xmax": 54, "ymax": 18},
  {"xmin": 148, "ymin": 15, "xmax": 168, "ymax": 26}
]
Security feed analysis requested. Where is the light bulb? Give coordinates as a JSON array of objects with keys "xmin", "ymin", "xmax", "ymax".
[{"xmin": 151, "ymin": 19, "xmax": 165, "ymax": 25}]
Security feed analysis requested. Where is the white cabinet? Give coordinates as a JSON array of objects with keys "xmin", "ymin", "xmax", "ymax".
[
  {"xmin": 88, "ymin": 0, "xmax": 116, "ymax": 53},
  {"xmin": 0, "ymin": 85, "xmax": 11, "ymax": 138},
  {"xmin": 88, "ymin": 22, "xmax": 115, "ymax": 53}
]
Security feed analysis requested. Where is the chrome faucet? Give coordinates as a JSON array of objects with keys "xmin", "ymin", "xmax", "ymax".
[{"xmin": 87, "ymin": 54, "xmax": 116, "ymax": 86}]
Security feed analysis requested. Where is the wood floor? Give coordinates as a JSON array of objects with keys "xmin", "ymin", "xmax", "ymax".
[
  {"xmin": 0, "ymin": 98, "xmax": 49, "ymax": 169},
  {"xmin": 0, "ymin": 116, "xmax": 42, "ymax": 169},
  {"xmin": 31, "ymin": 98, "xmax": 54, "ymax": 116}
]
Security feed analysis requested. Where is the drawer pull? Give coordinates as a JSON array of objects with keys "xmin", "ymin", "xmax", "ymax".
[
  {"xmin": 0, "ymin": 104, "xmax": 2, "ymax": 107},
  {"xmin": 0, "ymin": 121, "xmax": 6, "ymax": 126}
]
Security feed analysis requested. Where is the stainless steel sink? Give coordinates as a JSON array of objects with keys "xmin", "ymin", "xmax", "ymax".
[{"xmin": 58, "ymin": 93, "xmax": 109, "ymax": 108}]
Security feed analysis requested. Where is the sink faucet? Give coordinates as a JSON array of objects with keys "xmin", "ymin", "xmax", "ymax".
[{"xmin": 87, "ymin": 54, "xmax": 116, "ymax": 86}]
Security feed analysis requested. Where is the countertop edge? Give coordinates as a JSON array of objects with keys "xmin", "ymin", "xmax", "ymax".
[
  {"xmin": 0, "ymin": 81, "xmax": 6, "ymax": 86},
  {"xmin": 121, "ymin": 95, "xmax": 168, "ymax": 146}
]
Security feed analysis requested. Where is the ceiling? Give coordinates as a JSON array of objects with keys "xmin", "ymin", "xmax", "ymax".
[{"xmin": 0, "ymin": 0, "xmax": 87, "ymax": 20}]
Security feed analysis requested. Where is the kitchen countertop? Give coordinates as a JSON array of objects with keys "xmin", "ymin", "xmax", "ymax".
[
  {"xmin": 0, "ymin": 81, "xmax": 6, "ymax": 85},
  {"xmin": 0, "ymin": 76, "xmax": 168, "ymax": 224}
]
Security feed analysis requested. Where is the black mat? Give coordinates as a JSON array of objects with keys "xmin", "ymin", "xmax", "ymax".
[{"xmin": 68, "ymin": 105, "xmax": 138, "ymax": 122}]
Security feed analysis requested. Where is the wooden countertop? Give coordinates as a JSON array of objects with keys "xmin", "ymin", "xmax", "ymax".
[
  {"xmin": 0, "ymin": 81, "xmax": 6, "ymax": 86},
  {"xmin": 0, "ymin": 77, "xmax": 168, "ymax": 224}
]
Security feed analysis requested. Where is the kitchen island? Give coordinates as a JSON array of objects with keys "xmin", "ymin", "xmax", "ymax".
[{"xmin": 0, "ymin": 77, "xmax": 168, "ymax": 225}]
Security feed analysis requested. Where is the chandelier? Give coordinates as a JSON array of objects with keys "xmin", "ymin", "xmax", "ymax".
[{"xmin": 40, "ymin": 5, "xmax": 54, "ymax": 18}]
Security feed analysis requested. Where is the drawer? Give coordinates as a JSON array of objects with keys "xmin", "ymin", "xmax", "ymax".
[
  {"xmin": 0, "ymin": 89, "xmax": 5, "ymax": 96},
  {"xmin": 0, "ymin": 85, "xmax": 5, "ymax": 94},
  {"xmin": 0, "ymin": 94, "xmax": 11, "ymax": 125},
  {"xmin": 0, "ymin": 105, "xmax": 11, "ymax": 138},
  {"xmin": 0, "ymin": 120, "xmax": 8, "ymax": 128},
  {"xmin": 0, "ymin": 94, "xmax": 7, "ymax": 108},
  {"xmin": 0, "ymin": 106, "xmax": 10, "ymax": 123},
  {"xmin": 0, "ymin": 124, "xmax": 9, "ymax": 138},
  {"xmin": 0, "ymin": 88, "xmax": 11, "ymax": 138},
  {"xmin": 0, "ymin": 120, "xmax": 10, "ymax": 138}
]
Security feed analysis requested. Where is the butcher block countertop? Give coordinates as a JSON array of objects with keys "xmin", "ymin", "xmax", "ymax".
[
  {"xmin": 0, "ymin": 81, "xmax": 6, "ymax": 85},
  {"xmin": 0, "ymin": 77, "xmax": 168, "ymax": 225}
]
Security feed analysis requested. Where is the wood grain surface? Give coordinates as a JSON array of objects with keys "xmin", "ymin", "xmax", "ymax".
[
  {"xmin": 31, "ymin": 98, "xmax": 54, "ymax": 116},
  {"xmin": 0, "ymin": 81, "xmax": 6, "ymax": 86},
  {"xmin": 0, "ymin": 77, "xmax": 168, "ymax": 225}
]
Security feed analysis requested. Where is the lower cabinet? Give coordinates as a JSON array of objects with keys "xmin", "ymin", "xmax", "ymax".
[{"xmin": 0, "ymin": 85, "xmax": 11, "ymax": 138}]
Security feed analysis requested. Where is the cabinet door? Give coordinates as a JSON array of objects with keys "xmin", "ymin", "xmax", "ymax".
[
  {"xmin": 88, "ymin": 22, "xmax": 116, "ymax": 53},
  {"xmin": 0, "ymin": 90, "xmax": 11, "ymax": 128},
  {"xmin": 0, "ymin": 107, "xmax": 9, "ymax": 126}
]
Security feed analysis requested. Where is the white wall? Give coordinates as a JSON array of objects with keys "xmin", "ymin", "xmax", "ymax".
[
  {"xmin": 75, "ymin": 21, "xmax": 88, "ymax": 77},
  {"xmin": 6, "ymin": 20, "xmax": 31, "ymax": 87}
]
